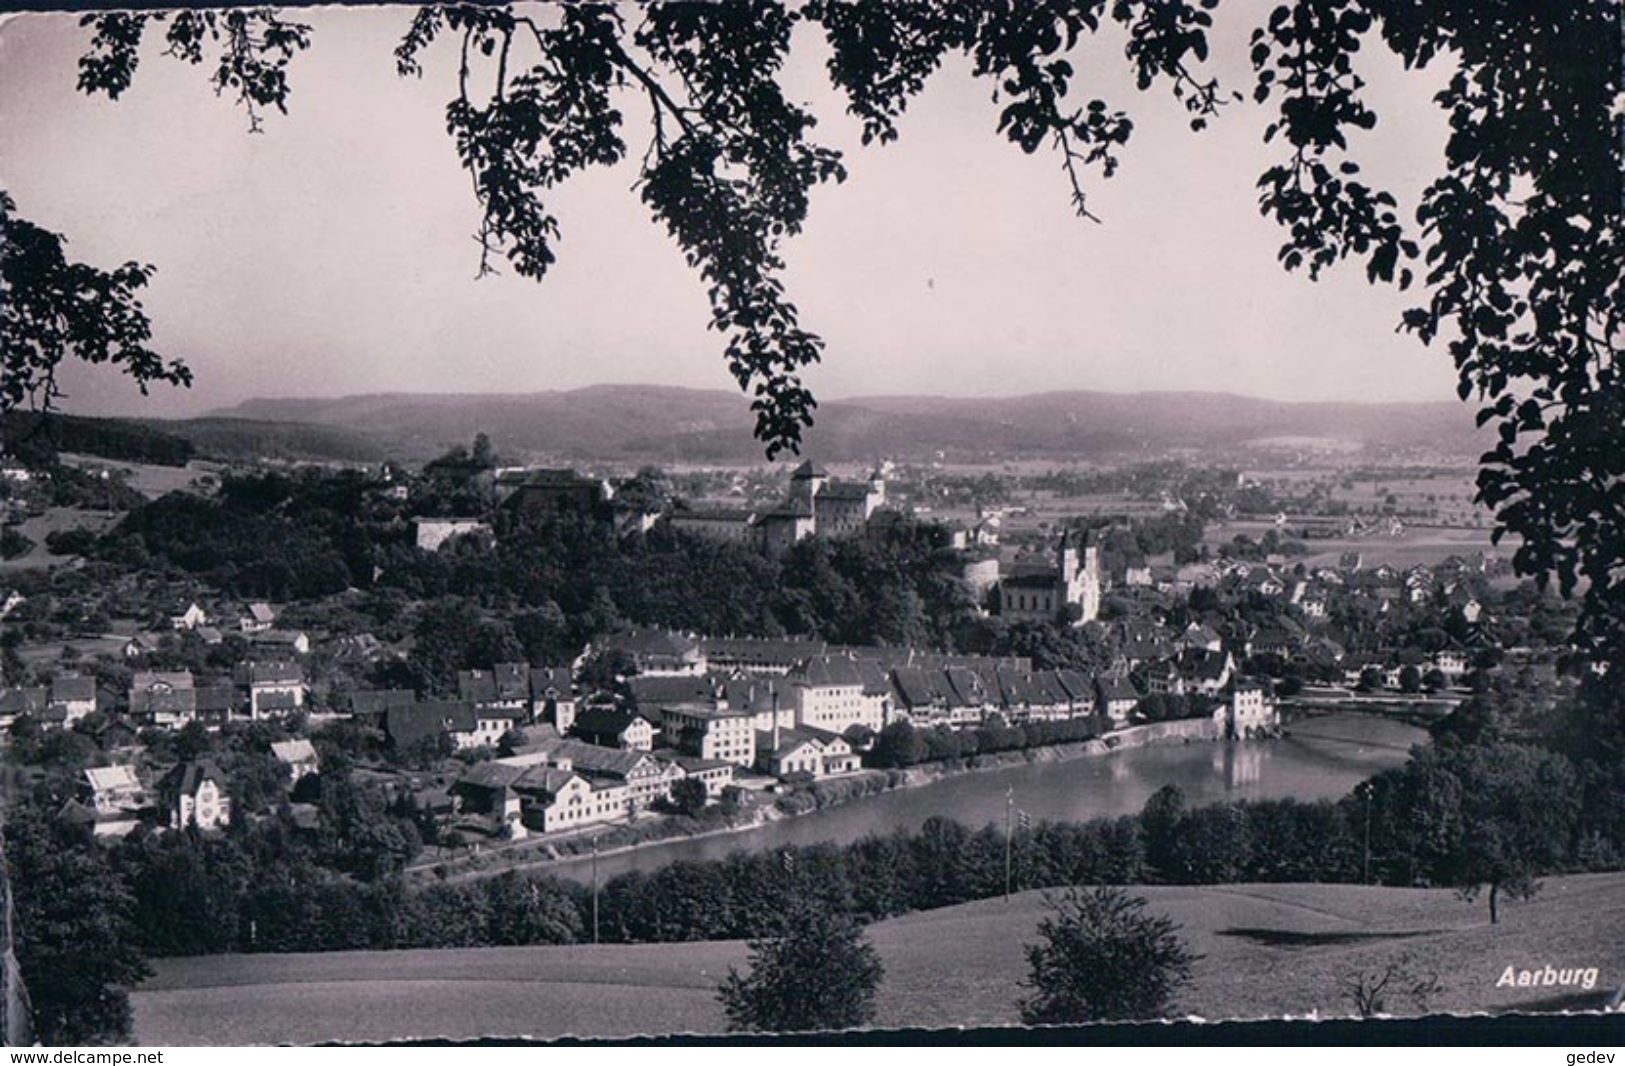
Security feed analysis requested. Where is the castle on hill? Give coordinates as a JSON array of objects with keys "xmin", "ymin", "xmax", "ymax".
[{"xmin": 667, "ymin": 460, "xmax": 887, "ymax": 558}]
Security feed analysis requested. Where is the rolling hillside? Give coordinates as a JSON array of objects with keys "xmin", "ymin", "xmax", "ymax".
[
  {"xmin": 130, "ymin": 872, "xmax": 1625, "ymax": 1044},
  {"xmin": 0, "ymin": 411, "xmax": 386, "ymax": 466},
  {"xmin": 213, "ymin": 385, "xmax": 1486, "ymax": 464}
]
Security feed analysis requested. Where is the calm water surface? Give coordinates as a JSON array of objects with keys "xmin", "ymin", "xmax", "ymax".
[{"xmin": 548, "ymin": 712, "xmax": 1425, "ymax": 883}]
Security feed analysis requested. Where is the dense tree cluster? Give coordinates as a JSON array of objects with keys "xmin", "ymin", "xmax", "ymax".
[{"xmin": 866, "ymin": 715, "xmax": 1104, "ymax": 770}]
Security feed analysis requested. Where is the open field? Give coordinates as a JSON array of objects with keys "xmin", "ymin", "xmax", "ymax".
[
  {"xmin": 130, "ymin": 872, "xmax": 1625, "ymax": 1043},
  {"xmin": 57, "ymin": 452, "xmax": 219, "ymax": 499},
  {"xmin": 0, "ymin": 507, "xmax": 122, "ymax": 572}
]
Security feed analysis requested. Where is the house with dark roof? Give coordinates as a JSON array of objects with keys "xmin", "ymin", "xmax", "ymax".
[
  {"xmin": 624, "ymin": 673, "xmax": 719, "ymax": 715},
  {"xmin": 240, "ymin": 601, "xmax": 278, "ymax": 633},
  {"xmin": 666, "ymin": 506, "xmax": 760, "ymax": 546},
  {"xmin": 571, "ymin": 707, "xmax": 656, "ymax": 751},
  {"xmin": 271, "ymin": 738, "xmax": 320, "ymax": 782},
  {"xmin": 701, "ymin": 636, "xmax": 827, "ymax": 675},
  {"xmin": 385, "ymin": 701, "xmax": 480, "ymax": 754},
  {"xmin": 527, "ymin": 665, "xmax": 577, "ymax": 732},
  {"xmin": 237, "ymin": 660, "xmax": 306, "ymax": 719},
  {"xmin": 499, "ymin": 469, "xmax": 606, "ymax": 520},
  {"xmin": 130, "ymin": 671, "xmax": 197, "ymax": 728},
  {"xmin": 0, "ymin": 686, "xmax": 47, "ymax": 730},
  {"xmin": 456, "ymin": 663, "xmax": 531, "ymax": 710},
  {"xmin": 595, "ymin": 628, "xmax": 706, "ymax": 676},
  {"xmin": 49, "ymin": 675, "xmax": 98, "ymax": 724},
  {"xmin": 1096, "ymin": 674, "xmax": 1140, "ymax": 723},
  {"xmin": 159, "ymin": 760, "xmax": 231, "ymax": 830},
  {"xmin": 250, "ymin": 628, "xmax": 311, "ymax": 656}
]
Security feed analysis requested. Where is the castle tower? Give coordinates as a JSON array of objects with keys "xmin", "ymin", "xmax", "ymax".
[
  {"xmin": 789, "ymin": 460, "xmax": 828, "ymax": 509},
  {"xmin": 866, "ymin": 464, "xmax": 887, "ymax": 511}
]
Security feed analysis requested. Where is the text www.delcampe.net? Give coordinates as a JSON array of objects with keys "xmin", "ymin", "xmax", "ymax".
[{"xmin": 10, "ymin": 1054, "xmax": 163, "ymax": 1064}]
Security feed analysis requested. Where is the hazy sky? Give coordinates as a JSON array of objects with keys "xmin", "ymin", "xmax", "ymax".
[{"xmin": 0, "ymin": 5, "xmax": 1460, "ymax": 419}]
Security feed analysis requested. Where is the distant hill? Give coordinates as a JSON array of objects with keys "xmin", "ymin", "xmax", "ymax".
[
  {"xmin": 152, "ymin": 417, "xmax": 387, "ymax": 464},
  {"xmin": 2, "ymin": 411, "xmax": 385, "ymax": 467},
  {"xmin": 216, "ymin": 385, "xmax": 1486, "ymax": 464},
  {"xmin": 4, "ymin": 412, "xmax": 194, "ymax": 467}
]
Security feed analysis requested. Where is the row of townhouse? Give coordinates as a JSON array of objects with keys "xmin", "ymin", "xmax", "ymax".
[{"xmin": 126, "ymin": 662, "xmax": 307, "ymax": 728}]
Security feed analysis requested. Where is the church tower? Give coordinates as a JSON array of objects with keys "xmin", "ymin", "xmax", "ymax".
[{"xmin": 1059, "ymin": 529, "xmax": 1101, "ymax": 625}]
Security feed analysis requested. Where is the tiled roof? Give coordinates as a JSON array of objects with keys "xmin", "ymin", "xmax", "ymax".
[
  {"xmin": 0, "ymin": 688, "xmax": 47, "ymax": 716},
  {"xmin": 572, "ymin": 707, "xmax": 644, "ymax": 737},
  {"xmin": 245, "ymin": 660, "xmax": 304, "ymax": 685},
  {"xmin": 270, "ymin": 739, "xmax": 318, "ymax": 764},
  {"xmin": 50, "ymin": 676, "xmax": 96, "ymax": 703},
  {"xmin": 790, "ymin": 655, "xmax": 866, "ymax": 688},
  {"xmin": 195, "ymin": 685, "xmax": 237, "ymax": 712},
  {"xmin": 625, "ymin": 674, "xmax": 718, "ymax": 708},
  {"xmin": 162, "ymin": 760, "xmax": 226, "ymax": 796}
]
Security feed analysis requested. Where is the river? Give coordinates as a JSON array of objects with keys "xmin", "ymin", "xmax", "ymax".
[{"xmin": 545, "ymin": 712, "xmax": 1425, "ymax": 884}]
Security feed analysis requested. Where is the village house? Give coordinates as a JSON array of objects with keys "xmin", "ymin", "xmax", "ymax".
[
  {"xmin": 160, "ymin": 760, "xmax": 232, "ymax": 831},
  {"xmin": 1228, "ymin": 680, "xmax": 1278, "ymax": 738},
  {"xmin": 595, "ymin": 628, "xmax": 707, "ymax": 676},
  {"xmin": 65, "ymin": 764, "xmax": 146, "ymax": 838},
  {"xmin": 129, "ymin": 670, "xmax": 198, "ymax": 728},
  {"xmin": 238, "ymin": 661, "xmax": 307, "ymax": 719},
  {"xmin": 571, "ymin": 707, "xmax": 656, "ymax": 751},
  {"xmin": 384, "ymin": 701, "xmax": 483, "ymax": 753},
  {"xmin": 270, "ymin": 738, "xmax": 321, "ymax": 783},
  {"xmin": 0, "ymin": 687, "xmax": 46, "ymax": 731},
  {"xmin": 84, "ymin": 764, "xmax": 145, "ymax": 810},
  {"xmin": 1096, "ymin": 674, "xmax": 1140, "ymax": 724},
  {"xmin": 240, "ymin": 602, "xmax": 278, "ymax": 633},
  {"xmin": 1179, "ymin": 649, "xmax": 1236, "ymax": 696},
  {"xmin": 458, "ymin": 663, "xmax": 533, "ymax": 712},
  {"xmin": 170, "ymin": 601, "xmax": 208, "ymax": 631},
  {"xmin": 194, "ymin": 683, "xmax": 238, "ymax": 724},
  {"xmin": 123, "ymin": 632, "xmax": 163, "ymax": 658},
  {"xmin": 344, "ymin": 687, "xmax": 418, "ymax": 722},
  {"xmin": 250, "ymin": 628, "xmax": 311, "ymax": 657},
  {"xmin": 1433, "ymin": 647, "xmax": 1469, "ymax": 679},
  {"xmin": 528, "ymin": 665, "xmax": 577, "ymax": 733},
  {"xmin": 669, "ymin": 754, "xmax": 736, "ymax": 797}
]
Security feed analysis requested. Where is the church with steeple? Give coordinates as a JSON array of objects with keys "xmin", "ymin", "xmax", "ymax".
[{"xmin": 995, "ymin": 530, "xmax": 1101, "ymax": 627}]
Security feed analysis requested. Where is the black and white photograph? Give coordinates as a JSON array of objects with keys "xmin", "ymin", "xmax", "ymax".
[{"xmin": 0, "ymin": 0, "xmax": 1622, "ymax": 1049}]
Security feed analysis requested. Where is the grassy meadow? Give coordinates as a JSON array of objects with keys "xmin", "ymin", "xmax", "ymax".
[{"xmin": 130, "ymin": 872, "xmax": 1625, "ymax": 1044}]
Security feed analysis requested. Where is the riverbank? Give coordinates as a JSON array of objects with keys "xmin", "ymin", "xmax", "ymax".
[{"xmin": 418, "ymin": 715, "xmax": 1236, "ymax": 885}]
